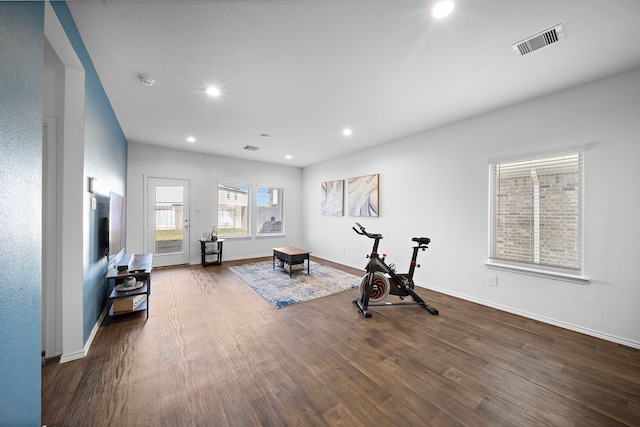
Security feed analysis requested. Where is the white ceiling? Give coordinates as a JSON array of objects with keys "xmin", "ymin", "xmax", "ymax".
[{"xmin": 67, "ymin": 0, "xmax": 640, "ymax": 168}]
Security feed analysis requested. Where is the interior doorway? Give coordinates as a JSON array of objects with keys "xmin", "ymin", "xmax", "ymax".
[
  {"xmin": 42, "ymin": 116, "xmax": 62, "ymax": 358},
  {"xmin": 42, "ymin": 1, "xmax": 87, "ymax": 362},
  {"xmin": 145, "ymin": 177, "xmax": 191, "ymax": 267}
]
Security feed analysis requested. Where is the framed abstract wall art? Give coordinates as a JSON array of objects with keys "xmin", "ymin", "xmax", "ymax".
[
  {"xmin": 348, "ymin": 174, "xmax": 379, "ymax": 217},
  {"xmin": 320, "ymin": 180, "xmax": 344, "ymax": 216}
]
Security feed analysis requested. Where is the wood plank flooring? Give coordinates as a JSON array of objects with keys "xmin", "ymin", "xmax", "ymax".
[{"xmin": 42, "ymin": 257, "xmax": 640, "ymax": 426}]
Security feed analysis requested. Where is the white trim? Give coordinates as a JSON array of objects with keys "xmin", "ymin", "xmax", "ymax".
[
  {"xmin": 487, "ymin": 143, "xmax": 587, "ymax": 164},
  {"xmin": 59, "ymin": 349, "xmax": 85, "ymax": 364},
  {"xmin": 217, "ymin": 235, "xmax": 253, "ymax": 241},
  {"xmin": 59, "ymin": 307, "xmax": 106, "ymax": 363},
  {"xmin": 42, "ymin": 116, "xmax": 61, "ymax": 358},
  {"xmin": 485, "ymin": 260, "xmax": 589, "ymax": 284},
  {"xmin": 417, "ymin": 282, "xmax": 639, "ymax": 350},
  {"xmin": 44, "ymin": 0, "xmax": 87, "ymax": 362},
  {"xmin": 44, "ymin": 1, "xmax": 83, "ymax": 71}
]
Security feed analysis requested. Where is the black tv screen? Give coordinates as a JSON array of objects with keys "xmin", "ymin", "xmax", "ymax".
[
  {"xmin": 108, "ymin": 191, "xmax": 126, "ymax": 263},
  {"xmin": 96, "ymin": 194, "xmax": 110, "ymax": 258}
]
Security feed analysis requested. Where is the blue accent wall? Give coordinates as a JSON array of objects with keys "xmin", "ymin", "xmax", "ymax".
[
  {"xmin": 0, "ymin": 3, "xmax": 44, "ymax": 424},
  {"xmin": 50, "ymin": 2, "xmax": 128, "ymax": 344},
  {"xmin": 0, "ymin": 2, "xmax": 127, "ymax": 423}
]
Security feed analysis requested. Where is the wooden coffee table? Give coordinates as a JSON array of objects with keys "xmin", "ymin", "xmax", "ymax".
[{"xmin": 272, "ymin": 247, "xmax": 311, "ymax": 277}]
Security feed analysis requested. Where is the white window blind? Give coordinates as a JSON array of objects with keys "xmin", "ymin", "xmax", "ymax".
[{"xmin": 489, "ymin": 150, "xmax": 584, "ymax": 273}]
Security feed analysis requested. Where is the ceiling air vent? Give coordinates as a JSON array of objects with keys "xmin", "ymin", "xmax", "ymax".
[
  {"xmin": 513, "ymin": 24, "xmax": 564, "ymax": 56},
  {"xmin": 243, "ymin": 145, "xmax": 260, "ymax": 151}
]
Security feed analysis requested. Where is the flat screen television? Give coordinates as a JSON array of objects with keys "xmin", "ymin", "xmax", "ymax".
[{"xmin": 107, "ymin": 191, "xmax": 126, "ymax": 265}]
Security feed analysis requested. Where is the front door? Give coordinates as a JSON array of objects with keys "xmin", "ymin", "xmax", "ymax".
[{"xmin": 146, "ymin": 177, "xmax": 190, "ymax": 267}]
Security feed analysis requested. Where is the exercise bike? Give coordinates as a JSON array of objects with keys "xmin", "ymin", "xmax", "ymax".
[{"xmin": 352, "ymin": 223, "xmax": 439, "ymax": 318}]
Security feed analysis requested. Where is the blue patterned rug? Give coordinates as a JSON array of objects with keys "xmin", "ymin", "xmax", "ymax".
[{"xmin": 229, "ymin": 260, "xmax": 360, "ymax": 308}]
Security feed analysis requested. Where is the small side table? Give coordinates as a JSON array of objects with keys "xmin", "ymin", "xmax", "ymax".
[
  {"xmin": 105, "ymin": 253, "xmax": 153, "ymax": 325},
  {"xmin": 273, "ymin": 246, "xmax": 310, "ymax": 278},
  {"xmin": 199, "ymin": 239, "xmax": 225, "ymax": 266}
]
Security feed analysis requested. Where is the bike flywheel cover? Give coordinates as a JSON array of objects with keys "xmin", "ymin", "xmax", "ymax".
[{"xmin": 359, "ymin": 272, "xmax": 390, "ymax": 302}]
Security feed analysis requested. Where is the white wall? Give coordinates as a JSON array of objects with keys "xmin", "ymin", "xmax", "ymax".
[
  {"xmin": 302, "ymin": 68, "xmax": 640, "ymax": 348},
  {"xmin": 127, "ymin": 143, "xmax": 303, "ymax": 263},
  {"xmin": 44, "ymin": 2, "xmax": 87, "ymax": 362}
]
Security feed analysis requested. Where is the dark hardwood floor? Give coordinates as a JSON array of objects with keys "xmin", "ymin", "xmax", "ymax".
[{"xmin": 42, "ymin": 257, "xmax": 640, "ymax": 426}]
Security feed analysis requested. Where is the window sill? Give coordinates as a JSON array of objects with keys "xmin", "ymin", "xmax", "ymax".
[
  {"xmin": 218, "ymin": 235, "xmax": 252, "ymax": 241},
  {"xmin": 256, "ymin": 233, "xmax": 286, "ymax": 238},
  {"xmin": 485, "ymin": 261, "xmax": 589, "ymax": 284}
]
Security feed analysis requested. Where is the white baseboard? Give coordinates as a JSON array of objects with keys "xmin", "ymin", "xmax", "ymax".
[
  {"xmin": 418, "ymin": 283, "xmax": 640, "ymax": 350},
  {"xmin": 59, "ymin": 307, "xmax": 107, "ymax": 363},
  {"xmin": 59, "ymin": 349, "xmax": 85, "ymax": 364}
]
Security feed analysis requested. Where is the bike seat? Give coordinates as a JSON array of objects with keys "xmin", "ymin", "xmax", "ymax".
[{"xmin": 412, "ymin": 237, "xmax": 431, "ymax": 245}]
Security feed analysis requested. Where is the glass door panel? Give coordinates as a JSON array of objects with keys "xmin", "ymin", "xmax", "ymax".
[{"xmin": 147, "ymin": 177, "xmax": 190, "ymax": 266}]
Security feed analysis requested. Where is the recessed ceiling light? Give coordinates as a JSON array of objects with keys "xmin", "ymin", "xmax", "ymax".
[
  {"xmin": 260, "ymin": 133, "xmax": 270, "ymax": 138},
  {"xmin": 342, "ymin": 128, "xmax": 353, "ymax": 136},
  {"xmin": 285, "ymin": 155, "xmax": 292, "ymax": 159},
  {"xmin": 432, "ymin": 0, "xmax": 454, "ymax": 19},
  {"xmin": 186, "ymin": 136, "xmax": 196, "ymax": 143},
  {"xmin": 206, "ymin": 86, "xmax": 221, "ymax": 97}
]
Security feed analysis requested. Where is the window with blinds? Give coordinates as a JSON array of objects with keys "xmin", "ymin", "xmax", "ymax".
[{"xmin": 489, "ymin": 150, "xmax": 584, "ymax": 273}]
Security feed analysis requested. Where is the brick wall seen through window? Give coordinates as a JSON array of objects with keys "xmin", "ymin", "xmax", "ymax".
[{"xmin": 490, "ymin": 152, "xmax": 583, "ymax": 272}]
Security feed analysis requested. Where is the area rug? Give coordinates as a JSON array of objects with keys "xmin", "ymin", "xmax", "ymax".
[{"xmin": 229, "ymin": 260, "xmax": 360, "ymax": 308}]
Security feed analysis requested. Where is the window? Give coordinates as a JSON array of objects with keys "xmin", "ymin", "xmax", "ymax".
[
  {"xmin": 257, "ymin": 186, "xmax": 284, "ymax": 235},
  {"xmin": 489, "ymin": 150, "xmax": 584, "ymax": 275},
  {"xmin": 217, "ymin": 183, "xmax": 249, "ymax": 237}
]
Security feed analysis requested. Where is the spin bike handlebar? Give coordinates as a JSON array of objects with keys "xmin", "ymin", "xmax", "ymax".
[
  {"xmin": 353, "ymin": 223, "xmax": 383, "ymax": 240},
  {"xmin": 354, "ymin": 223, "xmax": 431, "ymax": 246}
]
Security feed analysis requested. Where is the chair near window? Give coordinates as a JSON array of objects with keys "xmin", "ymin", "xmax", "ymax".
[{"xmin": 260, "ymin": 218, "xmax": 282, "ymax": 234}]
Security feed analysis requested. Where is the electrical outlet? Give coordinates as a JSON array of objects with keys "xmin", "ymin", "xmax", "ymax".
[{"xmin": 488, "ymin": 274, "xmax": 497, "ymax": 286}]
